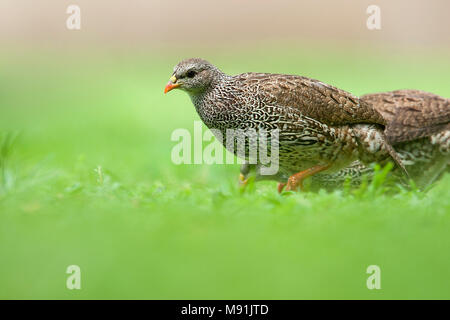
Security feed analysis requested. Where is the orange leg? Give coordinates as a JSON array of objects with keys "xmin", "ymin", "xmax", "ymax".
[
  {"xmin": 277, "ymin": 182, "xmax": 286, "ymax": 193},
  {"xmin": 285, "ymin": 164, "xmax": 331, "ymax": 192}
]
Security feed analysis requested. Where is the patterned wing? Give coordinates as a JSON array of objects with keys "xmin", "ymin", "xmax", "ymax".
[
  {"xmin": 237, "ymin": 73, "xmax": 387, "ymax": 126},
  {"xmin": 361, "ymin": 90, "xmax": 450, "ymax": 144}
]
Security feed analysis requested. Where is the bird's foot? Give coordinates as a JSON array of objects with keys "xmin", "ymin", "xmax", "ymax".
[
  {"xmin": 277, "ymin": 182, "xmax": 286, "ymax": 193},
  {"xmin": 285, "ymin": 164, "xmax": 331, "ymax": 192},
  {"xmin": 239, "ymin": 174, "xmax": 248, "ymax": 187}
]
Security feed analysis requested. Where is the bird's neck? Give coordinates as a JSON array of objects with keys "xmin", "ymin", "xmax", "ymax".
[
  {"xmin": 189, "ymin": 74, "xmax": 234, "ymax": 129},
  {"xmin": 189, "ymin": 90, "xmax": 215, "ymax": 128}
]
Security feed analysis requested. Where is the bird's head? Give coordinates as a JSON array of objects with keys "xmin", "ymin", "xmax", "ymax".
[{"xmin": 164, "ymin": 58, "xmax": 221, "ymax": 95}]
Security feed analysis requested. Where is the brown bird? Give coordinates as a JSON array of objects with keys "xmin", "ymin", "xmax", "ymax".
[
  {"xmin": 363, "ymin": 90, "xmax": 449, "ymax": 144},
  {"xmin": 243, "ymin": 90, "xmax": 450, "ymax": 190},
  {"xmin": 165, "ymin": 58, "xmax": 407, "ymax": 191},
  {"xmin": 356, "ymin": 90, "xmax": 448, "ymax": 187}
]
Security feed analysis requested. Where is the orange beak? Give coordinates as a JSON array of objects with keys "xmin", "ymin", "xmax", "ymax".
[{"xmin": 164, "ymin": 76, "xmax": 180, "ymax": 94}]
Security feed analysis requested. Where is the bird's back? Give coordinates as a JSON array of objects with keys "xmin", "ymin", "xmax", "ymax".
[
  {"xmin": 235, "ymin": 72, "xmax": 387, "ymax": 127},
  {"xmin": 361, "ymin": 90, "xmax": 450, "ymax": 144}
]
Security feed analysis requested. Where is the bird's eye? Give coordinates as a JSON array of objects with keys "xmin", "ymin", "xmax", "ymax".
[{"xmin": 186, "ymin": 70, "xmax": 196, "ymax": 78}]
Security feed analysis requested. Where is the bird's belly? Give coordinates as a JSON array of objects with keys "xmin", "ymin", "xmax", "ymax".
[{"xmin": 274, "ymin": 142, "xmax": 358, "ymax": 178}]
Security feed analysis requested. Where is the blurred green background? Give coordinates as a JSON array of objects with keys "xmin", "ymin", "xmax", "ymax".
[{"xmin": 1, "ymin": 0, "xmax": 450, "ymax": 299}]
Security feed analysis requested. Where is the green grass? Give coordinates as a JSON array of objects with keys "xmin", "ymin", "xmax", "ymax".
[{"xmin": 1, "ymin": 45, "xmax": 450, "ymax": 299}]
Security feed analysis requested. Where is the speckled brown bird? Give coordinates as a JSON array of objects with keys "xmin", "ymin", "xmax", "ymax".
[
  {"xmin": 243, "ymin": 89, "xmax": 450, "ymax": 190},
  {"xmin": 364, "ymin": 90, "xmax": 450, "ymax": 144},
  {"xmin": 164, "ymin": 58, "xmax": 408, "ymax": 191}
]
